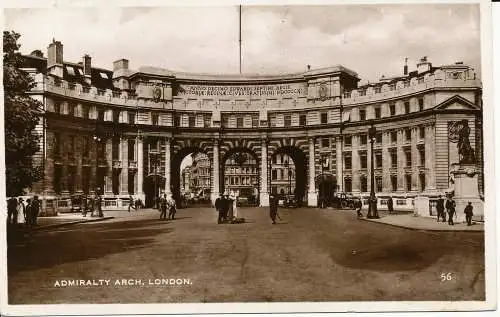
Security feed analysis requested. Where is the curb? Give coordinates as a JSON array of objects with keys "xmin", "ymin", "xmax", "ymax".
[
  {"xmin": 11, "ymin": 216, "xmax": 115, "ymax": 232},
  {"xmin": 360, "ymin": 217, "xmax": 484, "ymax": 232}
]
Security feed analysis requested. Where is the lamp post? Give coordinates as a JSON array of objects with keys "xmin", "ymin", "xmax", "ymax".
[
  {"xmin": 283, "ymin": 159, "xmax": 291, "ymax": 196},
  {"xmin": 150, "ymin": 152, "xmax": 161, "ymax": 208},
  {"xmin": 367, "ymin": 122, "xmax": 379, "ymax": 219},
  {"xmin": 92, "ymin": 127, "xmax": 103, "ymax": 217}
]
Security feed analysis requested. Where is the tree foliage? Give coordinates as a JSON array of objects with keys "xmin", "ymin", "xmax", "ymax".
[{"xmin": 4, "ymin": 31, "xmax": 43, "ymax": 196}]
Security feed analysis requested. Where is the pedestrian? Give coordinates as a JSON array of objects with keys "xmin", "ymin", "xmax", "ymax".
[
  {"xmin": 17, "ymin": 197, "xmax": 26, "ymax": 225},
  {"xmin": 227, "ymin": 190, "xmax": 235, "ymax": 220},
  {"xmin": 31, "ymin": 195, "xmax": 40, "ymax": 226},
  {"xmin": 7, "ymin": 197, "xmax": 18, "ymax": 225},
  {"xmin": 222, "ymin": 194, "xmax": 230, "ymax": 221},
  {"xmin": 167, "ymin": 195, "xmax": 177, "ymax": 220},
  {"xmin": 445, "ymin": 196, "xmax": 456, "ymax": 226},
  {"xmin": 128, "ymin": 195, "xmax": 135, "ymax": 212},
  {"xmin": 82, "ymin": 195, "xmax": 89, "ymax": 217},
  {"xmin": 387, "ymin": 195, "xmax": 394, "ymax": 214},
  {"xmin": 215, "ymin": 194, "xmax": 224, "ymax": 224},
  {"xmin": 436, "ymin": 195, "xmax": 446, "ymax": 222},
  {"xmin": 464, "ymin": 202, "xmax": 474, "ymax": 226},
  {"xmin": 269, "ymin": 195, "xmax": 278, "ymax": 224},
  {"xmin": 96, "ymin": 193, "xmax": 103, "ymax": 217},
  {"xmin": 232, "ymin": 190, "xmax": 239, "ymax": 219},
  {"xmin": 25, "ymin": 198, "xmax": 33, "ymax": 227},
  {"xmin": 159, "ymin": 194, "xmax": 167, "ymax": 220}
]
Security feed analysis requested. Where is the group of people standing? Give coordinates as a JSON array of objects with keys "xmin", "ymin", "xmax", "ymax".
[
  {"xmin": 435, "ymin": 196, "xmax": 474, "ymax": 226},
  {"xmin": 7, "ymin": 196, "xmax": 40, "ymax": 227},
  {"xmin": 214, "ymin": 191, "xmax": 238, "ymax": 224},
  {"xmin": 81, "ymin": 193, "xmax": 104, "ymax": 218},
  {"xmin": 158, "ymin": 194, "xmax": 177, "ymax": 221}
]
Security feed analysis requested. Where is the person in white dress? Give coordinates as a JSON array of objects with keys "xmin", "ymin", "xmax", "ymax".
[{"xmin": 232, "ymin": 190, "xmax": 239, "ymax": 218}]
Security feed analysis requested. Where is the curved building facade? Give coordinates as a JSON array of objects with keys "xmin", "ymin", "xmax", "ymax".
[{"xmin": 22, "ymin": 40, "xmax": 483, "ymax": 214}]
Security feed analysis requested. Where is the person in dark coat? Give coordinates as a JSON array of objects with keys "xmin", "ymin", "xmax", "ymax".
[
  {"xmin": 269, "ymin": 195, "xmax": 278, "ymax": 224},
  {"xmin": 7, "ymin": 197, "xmax": 18, "ymax": 225},
  {"xmin": 436, "ymin": 195, "xmax": 446, "ymax": 222},
  {"xmin": 25, "ymin": 199, "xmax": 33, "ymax": 227},
  {"xmin": 31, "ymin": 196, "xmax": 40, "ymax": 225},
  {"xmin": 445, "ymin": 197, "xmax": 456, "ymax": 225},
  {"xmin": 387, "ymin": 196, "xmax": 394, "ymax": 214},
  {"xmin": 167, "ymin": 195, "xmax": 177, "ymax": 220},
  {"xmin": 159, "ymin": 194, "xmax": 167, "ymax": 220},
  {"xmin": 96, "ymin": 194, "xmax": 103, "ymax": 217},
  {"xmin": 355, "ymin": 198, "xmax": 363, "ymax": 218},
  {"xmin": 215, "ymin": 194, "xmax": 224, "ymax": 224},
  {"xmin": 464, "ymin": 202, "xmax": 474, "ymax": 226}
]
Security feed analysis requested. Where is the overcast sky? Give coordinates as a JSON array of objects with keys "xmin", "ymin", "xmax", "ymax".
[{"xmin": 4, "ymin": 3, "xmax": 481, "ymax": 83}]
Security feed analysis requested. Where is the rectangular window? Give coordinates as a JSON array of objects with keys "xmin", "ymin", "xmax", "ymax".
[
  {"xmin": 419, "ymin": 174, "xmax": 426, "ymax": 192},
  {"xmin": 361, "ymin": 177, "xmax": 368, "ymax": 192},
  {"xmin": 376, "ymin": 176, "xmax": 382, "ymax": 192},
  {"xmin": 98, "ymin": 109, "xmax": 105, "ymax": 121},
  {"xmin": 419, "ymin": 126, "xmax": 425, "ymax": 139},
  {"xmin": 68, "ymin": 166, "xmax": 76, "ymax": 194},
  {"xmin": 113, "ymin": 110, "xmax": 120, "ymax": 123},
  {"xmin": 375, "ymin": 86, "xmax": 381, "ymax": 93},
  {"xmin": 359, "ymin": 109, "xmax": 366, "ymax": 121},
  {"xmin": 344, "ymin": 156, "xmax": 352, "ymax": 170},
  {"xmin": 83, "ymin": 106, "xmax": 90, "ymax": 119},
  {"xmin": 391, "ymin": 175, "xmax": 397, "ymax": 191},
  {"xmin": 344, "ymin": 135, "xmax": 352, "ymax": 147},
  {"xmin": 344, "ymin": 178, "xmax": 352, "ymax": 192},
  {"xmin": 375, "ymin": 132, "xmax": 382, "ymax": 144},
  {"xmin": 152, "ymin": 112, "xmax": 159, "ymax": 125},
  {"xmin": 374, "ymin": 107, "xmax": 381, "ymax": 119},
  {"xmin": 53, "ymin": 165, "xmax": 62, "ymax": 194},
  {"xmin": 390, "ymin": 104, "xmax": 396, "ymax": 116},
  {"xmin": 321, "ymin": 138, "xmax": 330, "ymax": 148},
  {"xmin": 188, "ymin": 115, "xmax": 196, "ymax": 127},
  {"xmin": 128, "ymin": 112, "xmax": 135, "ymax": 125},
  {"xmin": 128, "ymin": 140, "xmax": 135, "ymax": 160},
  {"xmin": 128, "ymin": 171, "xmax": 135, "ymax": 194},
  {"xmin": 54, "ymin": 133, "xmax": 61, "ymax": 156},
  {"xmin": 112, "ymin": 170, "xmax": 120, "ymax": 195},
  {"xmin": 284, "ymin": 115, "xmax": 291, "ymax": 127},
  {"xmin": 236, "ymin": 117, "xmax": 244, "ymax": 128},
  {"xmin": 419, "ymin": 148, "xmax": 425, "ymax": 166},
  {"xmin": 360, "ymin": 134, "xmax": 367, "ymax": 145},
  {"xmin": 112, "ymin": 138, "xmax": 120, "ymax": 160},
  {"xmin": 359, "ymin": 89, "xmax": 366, "ymax": 96},
  {"xmin": 83, "ymin": 136, "xmax": 90, "ymax": 157},
  {"xmin": 418, "ymin": 98, "xmax": 424, "ymax": 111},
  {"xmin": 391, "ymin": 151, "xmax": 397, "ymax": 168},
  {"xmin": 299, "ymin": 114, "xmax": 307, "ymax": 126},
  {"xmin": 389, "ymin": 83, "xmax": 396, "ymax": 91},
  {"xmin": 68, "ymin": 103, "xmax": 75, "ymax": 116},
  {"xmin": 405, "ymin": 128, "xmax": 412, "ymax": 141},
  {"xmin": 82, "ymin": 167, "xmax": 90, "ymax": 194},
  {"xmin": 54, "ymin": 101, "xmax": 61, "ymax": 114},
  {"xmin": 360, "ymin": 152, "xmax": 367, "ymax": 169},
  {"xmin": 391, "ymin": 131, "xmax": 397, "ymax": 143},
  {"xmin": 174, "ymin": 114, "xmax": 181, "ymax": 127},
  {"xmin": 375, "ymin": 153, "xmax": 382, "ymax": 168},
  {"xmin": 404, "ymin": 101, "xmax": 410, "ymax": 114},
  {"xmin": 272, "ymin": 169, "xmax": 277, "ymax": 180},
  {"xmin": 320, "ymin": 112, "xmax": 328, "ymax": 124},
  {"xmin": 406, "ymin": 174, "xmax": 412, "ymax": 191},
  {"xmin": 204, "ymin": 115, "xmax": 211, "ymax": 128},
  {"xmin": 252, "ymin": 116, "xmax": 259, "ymax": 128},
  {"xmin": 405, "ymin": 151, "xmax": 412, "ymax": 167}
]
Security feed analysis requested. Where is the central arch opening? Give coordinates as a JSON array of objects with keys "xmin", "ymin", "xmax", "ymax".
[
  {"xmin": 270, "ymin": 146, "xmax": 306, "ymax": 206},
  {"xmin": 220, "ymin": 148, "xmax": 259, "ymax": 206}
]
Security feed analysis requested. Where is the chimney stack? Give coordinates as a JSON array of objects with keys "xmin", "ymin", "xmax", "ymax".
[
  {"xmin": 403, "ymin": 57, "xmax": 408, "ymax": 76},
  {"xmin": 83, "ymin": 54, "xmax": 92, "ymax": 76},
  {"xmin": 113, "ymin": 59, "xmax": 129, "ymax": 71},
  {"xmin": 417, "ymin": 56, "xmax": 432, "ymax": 74},
  {"xmin": 47, "ymin": 39, "xmax": 64, "ymax": 77}
]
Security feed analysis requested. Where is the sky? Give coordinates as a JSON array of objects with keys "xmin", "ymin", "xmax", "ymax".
[{"xmin": 4, "ymin": 3, "xmax": 481, "ymax": 83}]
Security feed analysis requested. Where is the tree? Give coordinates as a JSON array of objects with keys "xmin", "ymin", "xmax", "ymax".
[{"xmin": 4, "ymin": 31, "xmax": 43, "ymax": 197}]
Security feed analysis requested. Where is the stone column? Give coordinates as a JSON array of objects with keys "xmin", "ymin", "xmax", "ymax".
[
  {"xmin": 382, "ymin": 132, "xmax": 391, "ymax": 192},
  {"xmin": 211, "ymin": 139, "xmax": 220, "ymax": 205},
  {"xmin": 120, "ymin": 137, "xmax": 129, "ymax": 195},
  {"xmin": 352, "ymin": 136, "xmax": 360, "ymax": 192},
  {"xmin": 307, "ymin": 137, "xmax": 318, "ymax": 206},
  {"xmin": 164, "ymin": 137, "xmax": 171, "ymax": 196},
  {"xmin": 411, "ymin": 127, "xmax": 419, "ymax": 191},
  {"xmin": 336, "ymin": 137, "xmax": 343, "ymax": 192},
  {"xmin": 367, "ymin": 136, "xmax": 372, "ymax": 193},
  {"xmin": 105, "ymin": 138, "xmax": 113, "ymax": 195},
  {"xmin": 397, "ymin": 130, "xmax": 405, "ymax": 192},
  {"xmin": 75, "ymin": 136, "xmax": 83, "ymax": 193},
  {"xmin": 259, "ymin": 139, "xmax": 270, "ymax": 206},
  {"xmin": 425, "ymin": 124, "xmax": 437, "ymax": 190},
  {"xmin": 136, "ymin": 135, "xmax": 145, "ymax": 201}
]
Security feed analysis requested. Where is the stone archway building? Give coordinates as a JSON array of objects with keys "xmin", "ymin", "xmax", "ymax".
[{"xmin": 23, "ymin": 40, "xmax": 483, "ymax": 214}]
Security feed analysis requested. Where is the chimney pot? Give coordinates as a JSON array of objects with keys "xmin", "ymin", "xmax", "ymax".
[{"xmin": 83, "ymin": 54, "xmax": 91, "ymax": 76}]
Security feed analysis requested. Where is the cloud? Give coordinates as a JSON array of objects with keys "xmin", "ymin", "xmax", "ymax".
[{"xmin": 4, "ymin": 4, "xmax": 481, "ymax": 82}]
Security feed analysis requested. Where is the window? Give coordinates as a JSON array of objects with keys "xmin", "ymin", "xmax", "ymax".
[
  {"xmin": 405, "ymin": 128, "xmax": 412, "ymax": 141},
  {"xmin": 391, "ymin": 151, "xmax": 397, "ymax": 168},
  {"xmin": 128, "ymin": 112, "xmax": 135, "ymax": 125},
  {"xmin": 320, "ymin": 112, "xmax": 328, "ymax": 124},
  {"xmin": 376, "ymin": 176, "xmax": 382, "ymax": 192},
  {"xmin": 68, "ymin": 103, "xmax": 76, "ymax": 116},
  {"xmin": 419, "ymin": 147, "xmax": 425, "ymax": 166},
  {"xmin": 98, "ymin": 109, "xmax": 105, "ymax": 121},
  {"xmin": 375, "ymin": 153, "xmax": 382, "ymax": 168},
  {"xmin": 97, "ymin": 141, "xmax": 105, "ymax": 159},
  {"xmin": 375, "ymin": 133, "xmax": 382, "ymax": 144},
  {"xmin": 344, "ymin": 156, "xmax": 352, "ymax": 170},
  {"xmin": 188, "ymin": 115, "xmax": 196, "ymax": 127},
  {"xmin": 405, "ymin": 151, "xmax": 412, "ymax": 167},
  {"xmin": 390, "ymin": 104, "xmax": 396, "ymax": 116},
  {"xmin": 128, "ymin": 171, "xmax": 135, "ymax": 194},
  {"xmin": 112, "ymin": 138, "xmax": 120, "ymax": 160},
  {"xmin": 361, "ymin": 176, "xmax": 368, "ymax": 192},
  {"xmin": 404, "ymin": 80, "xmax": 410, "ymax": 88},
  {"xmin": 112, "ymin": 170, "xmax": 120, "ymax": 195},
  {"xmin": 68, "ymin": 136, "xmax": 75, "ymax": 156},
  {"xmin": 360, "ymin": 152, "xmax": 367, "ymax": 169},
  {"xmin": 236, "ymin": 117, "xmax": 243, "ymax": 128},
  {"xmin": 359, "ymin": 109, "xmax": 366, "ymax": 121},
  {"xmin": 67, "ymin": 166, "xmax": 76, "ymax": 194},
  {"xmin": 343, "ymin": 91, "xmax": 351, "ymax": 98},
  {"xmin": 344, "ymin": 135, "xmax": 352, "ymax": 147},
  {"xmin": 419, "ymin": 174, "xmax": 426, "ymax": 191},
  {"xmin": 299, "ymin": 114, "xmax": 307, "ymax": 126},
  {"xmin": 152, "ymin": 112, "xmax": 159, "ymax": 125},
  {"xmin": 406, "ymin": 174, "xmax": 412, "ymax": 191},
  {"xmin": 272, "ymin": 169, "xmax": 277, "ymax": 180},
  {"xmin": 375, "ymin": 86, "xmax": 381, "ymax": 93},
  {"xmin": 359, "ymin": 89, "xmax": 366, "ymax": 96},
  {"xmin": 204, "ymin": 115, "xmax": 211, "ymax": 128},
  {"xmin": 54, "ymin": 101, "xmax": 61, "ymax": 114},
  {"xmin": 174, "ymin": 114, "xmax": 181, "ymax": 127},
  {"xmin": 322, "ymin": 138, "xmax": 330, "ymax": 148},
  {"xmin": 113, "ymin": 110, "xmax": 120, "ymax": 123},
  {"xmin": 389, "ymin": 83, "xmax": 396, "ymax": 91},
  {"xmin": 54, "ymin": 133, "xmax": 61, "ymax": 156},
  {"xmin": 418, "ymin": 98, "xmax": 424, "ymax": 111},
  {"xmin": 418, "ymin": 77, "xmax": 424, "ymax": 84},
  {"xmin": 83, "ymin": 136, "xmax": 90, "ymax": 157},
  {"xmin": 391, "ymin": 175, "xmax": 397, "ymax": 191},
  {"xmin": 252, "ymin": 116, "xmax": 259, "ymax": 128},
  {"xmin": 419, "ymin": 126, "xmax": 425, "ymax": 139},
  {"xmin": 374, "ymin": 107, "xmax": 381, "ymax": 119},
  {"xmin": 360, "ymin": 134, "xmax": 367, "ymax": 146},
  {"xmin": 391, "ymin": 131, "xmax": 398, "ymax": 143},
  {"xmin": 53, "ymin": 165, "xmax": 62, "ymax": 194},
  {"xmin": 404, "ymin": 101, "xmax": 410, "ymax": 114},
  {"xmin": 83, "ymin": 106, "xmax": 90, "ymax": 119},
  {"xmin": 344, "ymin": 178, "xmax": 352, "ymax": 192},
  {"xmin": 128, "ymin": 140, "xmax": 135, "ymax": 160},
  {"xmin": 284, "ymin": 115, "xmax": 291, "ymax": 127}
]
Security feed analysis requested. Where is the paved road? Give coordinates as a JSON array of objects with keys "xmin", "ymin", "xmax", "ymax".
[{"xmin": 7, "ymin": 206, "xmax": 484, "ymax": 303}]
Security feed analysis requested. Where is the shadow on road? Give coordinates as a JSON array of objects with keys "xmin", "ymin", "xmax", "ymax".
[{"xmin": 7, "ymin": 219, "xmax": 172, "ymax": 275}]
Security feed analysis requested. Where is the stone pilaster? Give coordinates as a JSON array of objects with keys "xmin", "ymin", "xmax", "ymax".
[
  {"xmin": 105, "ymin": 138, "xmax": 113, "ymax": 194},
  {"xmin": 411, "ymin": 127, "xmax": 419, "ymax": 191},
  {"xmin": 336, "ymin": 137, "xmax": 343, "ymax": 192},
  {"xmin": 137, "ymin": 135, "xmax": 145, "ymax": 200},
  {"xmin": 307, "ymin": 137, "xmax": 318, "ymax": 206},
  {"xmin": 425, "ymin": 124, "xmax": 437, "ymax": 191},
  {"xmin": 75, "ymin": 136, "xmax": 83, "ymax": 193},
  {"xmin": 259, "ymin": 139, "xmax": 269, "ymax": 207},
  {"xmin": 164, "ymin": 137, "xmax": 171, "ymax": 196},
  {"xmin": 397, "ymin": 130, "xmax": 405, "ymax": 192},
  {"xmin": 211, "ymin": 139, "xmax": 220, "ymax": 205},
  {"xmin": 352, "ymin": 136, "xmax": 360, "ymax": 192},
  {"xmin": 120, "ymin": 137, "xmax": 129, "ymax": 194},
  {"xmin": 382, "ymin": 131, "xmax": 391, "ymax": 192}
]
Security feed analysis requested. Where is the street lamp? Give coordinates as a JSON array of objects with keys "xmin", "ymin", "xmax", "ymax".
[
  {"xmin": 92, "ymin": 128, "xmax": 103, "ymax": 217},
  {"xmin": 283, "ymin": 159, "xmax": 291, "ymax": 195},
  {"xmin": 150, "ymin": 152, "xmax": 161, "ymax": 208},
  {"xmin": 367, "ymin": 122, "xmax": 379, "ymax": 219}
]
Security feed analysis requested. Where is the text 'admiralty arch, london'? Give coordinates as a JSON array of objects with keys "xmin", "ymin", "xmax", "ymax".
[{"xmin": 21, "ymin": 39, "xmax": 484, "ymax": 215}]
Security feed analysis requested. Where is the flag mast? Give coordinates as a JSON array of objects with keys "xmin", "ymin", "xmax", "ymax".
[{"xmin": 239, "ymin": 4, "xmax": 242, "ymax": 74}]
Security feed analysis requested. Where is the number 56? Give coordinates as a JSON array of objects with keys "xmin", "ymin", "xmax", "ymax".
[{"xmin": 440, "ymin": 273, "xmax": 453, "ymax": 281}]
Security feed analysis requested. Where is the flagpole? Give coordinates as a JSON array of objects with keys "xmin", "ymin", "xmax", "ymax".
[{"xmin": 239, "ymin": 4, "xmax": 242, "ymax": 74}]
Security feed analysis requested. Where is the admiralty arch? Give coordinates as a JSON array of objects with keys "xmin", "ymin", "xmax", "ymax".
[{"xmin": 23, "ymin": 40, "xmax": 483, "ymax": 213}]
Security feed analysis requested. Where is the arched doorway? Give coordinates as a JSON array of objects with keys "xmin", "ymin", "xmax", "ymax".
[
  {"xmin": 144, "ymin": 174, "xmax": 165, "ymax": 208},
  {"xmin": 271, "ymin": 146, "xmax": 307, "ymax": 206},
  {"xmin": 316, "ymin": 173, "xmax": 337, "ymax": 208}
]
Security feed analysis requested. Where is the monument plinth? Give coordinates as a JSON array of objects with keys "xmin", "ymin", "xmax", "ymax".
[{"xmin": 450, "ymin": 163, "xmax": 484, "ymax": 222}]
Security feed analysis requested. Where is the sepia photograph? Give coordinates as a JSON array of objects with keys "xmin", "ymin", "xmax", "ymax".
[{"xmin": 0, "ymin": 0, "xmax": 496, "ymax": 315}]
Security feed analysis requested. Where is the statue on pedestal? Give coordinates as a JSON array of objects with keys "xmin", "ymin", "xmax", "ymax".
[{"xmin": 457, "ymin": 119, "xmax": 475, "ymax": 164}]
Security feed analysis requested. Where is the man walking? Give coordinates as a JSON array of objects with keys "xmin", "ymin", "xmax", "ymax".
[
  {"xmin": 355, "ymin": 198, "xmax": 363, "ymax": 218},
  {"xmin": 96, "ymin": 193, "xmax": 103, "ymax": 217},
  {"xmin": 17, "ymin": 197, "xmax": 26, "ymax": 225},
  {"xmin": 31, "ymin": 196, "xmax": 40, "ymax": 226},
  {"xmin": 387, "ymin": 195, "xmax": 394, "ymax": 214},
  {"xmin": 464, "ymin": 202, "xmax": 474, "ymax": 226},
  {"xmin": 128, "ymin": 195, "xmax": 136, "ymax": 212},
  {"xmin": 167, "ymin": 195, "xmax": 177, "ymax": 220},
  {"xmin": 445, "ymin": 196, "xmax": 456, "ymax": 226},
  {"xmin": 7, "ymin": 197, "xmax": 18, "ymax": 225},
  {"xmin": 269, "ymin": 195, "xmax": 278, "ymax": 225},
  {"xmin": 159, "ymin": 194, "xmax": 167, "ymax": 220},
  {"xmin": 215, "ymin": 194, "xmax": 224, "ymax": 224},
  {"xmin": 436, "ymin": 195, "xmax": 446, "ymax": 222}
]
